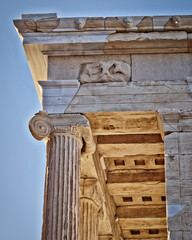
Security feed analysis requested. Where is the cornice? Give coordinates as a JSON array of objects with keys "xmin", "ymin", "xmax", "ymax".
[
  {"xmin": 13, "ymin": 13, "xmax": 192, "ymax": 58},
  {"xmin": 14, "ymin": 13, "xmax": 192, "ymax": 33}
]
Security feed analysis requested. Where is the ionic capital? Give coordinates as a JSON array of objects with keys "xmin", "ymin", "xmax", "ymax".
[
  {"xmin": 80, "ymin": 178, "xmax": 103, "ymax": 208},
  {"xmin": 158, "ymin": 109, "xmax": 181, "ymax": 133},
  {"xmin": 29, "ymin": 111, "xmax": 96, "ymax": 155},
  {"xmin": 158, "ymin": 108, "xmax": 181, "ymax": 123},
  {"xmin": 158, "ymin": 109, "xmax": 192, "ymax": 135}
]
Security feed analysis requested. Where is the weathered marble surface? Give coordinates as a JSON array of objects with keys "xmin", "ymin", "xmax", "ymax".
[
  {"xmin": 132, "ymin": 53, "xmax": 192, "ymax": 81},
  {"xmin": 160, "ymin": 111, "xmax": 192, "ymax": 240},
  {"xmin": 79, "ymin": 61, "xmax": 131, "ymax": 83},
  {"xmin": 14, "ymin": 14, "xmax": 192, "ymax": 33},
  {"xmin": 80, "ymin": 179, "xmax": 103, "ymax": 240},
  {"xmin": 48, "ymin": 55, "xmax": 130, "ymax": 80},
  {"xmin": 40, "ymin": 79, "xmax": 192, "ymax": 114},
  {"xmin": 39, "ymin": 80, "xmax": 80, "ymax": 113},
  {"xmin": 13, "ymin": 14, "xmax": 192, "ymax": 102}
]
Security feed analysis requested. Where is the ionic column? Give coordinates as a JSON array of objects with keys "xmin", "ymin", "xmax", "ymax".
[
  {"xmin": 80, "ymin": 179, "xmax": 102, "ymax": 240},
  {"xmin": 29, "ymin": 112, "xmax": 95, "ymax": 240}
]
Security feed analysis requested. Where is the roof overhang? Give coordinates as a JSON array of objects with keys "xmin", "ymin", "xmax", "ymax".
[{"xmin": 13, "ymin": 13, "xmax": 192, "ymax": 101}]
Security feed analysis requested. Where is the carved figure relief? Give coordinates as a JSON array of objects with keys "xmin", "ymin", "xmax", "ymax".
[
  {"xmin": 75, "ymin": 18, "xmax": 86, "ymax": 30},
  {"xmin": 166, "ymin": 16, "xmax": 182, "ymax": 27},
  {"xmin": 79, "ymin": 61, "xmax": 131, "ymax": 83},
  {"xmin": 119, "ymin": 17, "xmax": 133, "ymax": 28}
]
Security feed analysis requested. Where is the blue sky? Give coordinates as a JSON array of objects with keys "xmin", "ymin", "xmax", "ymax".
[{"xmin": 1, "ymin": 0, "xmax": 192, "ymax": 239}]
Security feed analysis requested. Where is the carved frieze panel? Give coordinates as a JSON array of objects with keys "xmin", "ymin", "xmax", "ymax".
[{"xmin": 79, "ymin": 61, "xmax": 131, "ymax": 83}]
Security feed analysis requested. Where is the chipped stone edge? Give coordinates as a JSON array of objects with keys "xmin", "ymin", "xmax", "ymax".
[{"xmin": 13, "ymin": 14, "xmax": 192, "ymax": 34}]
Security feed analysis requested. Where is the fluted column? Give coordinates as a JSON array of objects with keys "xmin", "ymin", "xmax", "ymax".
[
  {"xmin": 81, "ymin": 199, "xmax": 98, "ymax": 240},
  {"xmin": 80, "ymin": 179, "xmax": 102, "ymax": 240},
  {"xmin": 29, "ymin": 112, "xmax": 95, "ymax": 240},
  {"xmin": 45, "ymin": 133, "xmax": 81, "ymax": 240}
]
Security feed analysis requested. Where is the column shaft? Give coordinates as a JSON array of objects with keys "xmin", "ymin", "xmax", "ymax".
[
  {"xmin": 42, "ymin": 133, "xmax": 81, "ymax": 240},
  {"xmin": 80, "ymin": 198, "xmax": 98, "ymax": 240}
]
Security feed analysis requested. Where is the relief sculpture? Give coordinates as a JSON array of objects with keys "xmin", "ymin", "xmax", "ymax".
[{"xmin": 79, "ymin": 61, "xmax": 131, "ymax": 83}]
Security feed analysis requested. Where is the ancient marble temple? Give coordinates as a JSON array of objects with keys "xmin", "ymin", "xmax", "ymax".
[{"xmin": 14, "ymin": 13, "xmax": 192, "ymax": 240}]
